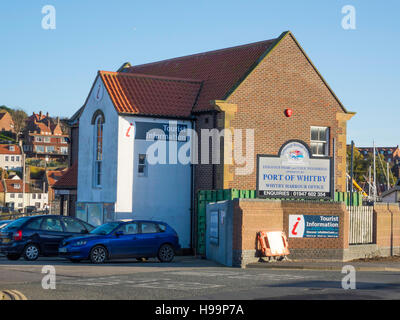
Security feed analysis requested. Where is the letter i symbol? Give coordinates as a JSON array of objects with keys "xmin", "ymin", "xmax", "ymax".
[
  {"xmin": 291, "ymin": 217, "xmax": 301, "ymax": 235},
  {"xmin": 126, "ymin": 123, "xmax": 134, "ymax": 137}
]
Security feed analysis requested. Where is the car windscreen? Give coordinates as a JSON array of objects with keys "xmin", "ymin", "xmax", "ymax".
[
  {"xmin": 90, "ymin": 222, "xmax": 120, "ymax": 235},
  {"xmin": 2, "ymin": 217, "xmax": 31, "ymax": 230}
]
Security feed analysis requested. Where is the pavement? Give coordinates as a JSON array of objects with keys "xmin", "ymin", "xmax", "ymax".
[
  {"xmin": 246, "ymin": 257, "xmax": 400, "ymax": 272},
  {"xmin": 0, "ymin": 290, "xmax": 27, "ymax": 300},
  {"xmin": 1, "ymin": 255, "xmax": 400, "ymax": 300}
]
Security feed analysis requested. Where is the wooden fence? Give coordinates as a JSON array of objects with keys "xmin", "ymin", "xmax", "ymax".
[{"xmin": 347, "ymin": 206, "xmax": 374, "ymax": 245}]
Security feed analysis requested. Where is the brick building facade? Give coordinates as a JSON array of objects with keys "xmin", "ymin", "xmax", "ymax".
[
  {"xmin": 0, "ymin": 111, "xmax": 15, "ymax": 133},
  {"xmin": 70, "ymin": 31, "xmax": 355, "ymax": 250},
  {"xmin": 23, "ymin": 111, "xmax": 69, "ymax": 160},
  {"xmin": 130, "ymin": 31, "xmax": 354, "ymax": 194}
]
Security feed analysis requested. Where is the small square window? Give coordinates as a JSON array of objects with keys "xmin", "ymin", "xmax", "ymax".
[
  {"xmin": 310, "ymin": 127, "xmax": 329, "ymax": 157},
  {"xmin": 138, "ymin": 154, "xmax": 147, "ymax": 177}
]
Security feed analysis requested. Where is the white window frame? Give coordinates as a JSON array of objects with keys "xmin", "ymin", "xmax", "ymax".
[
  {"xmin": 138, "ymin": 154, "xmax": 147, "ymax": 177},
  {"xmin": 93, "ymin": 114, "xmax": 104, "ymax": 188},
  {"xmin": 310, "ymin": 126, "xmax": 330, "ymax": 157}
]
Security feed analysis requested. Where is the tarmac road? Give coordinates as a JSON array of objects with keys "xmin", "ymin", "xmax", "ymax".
[{"xmin": 1, "ymin": 256, "xmax": 400, "ymax": 300}]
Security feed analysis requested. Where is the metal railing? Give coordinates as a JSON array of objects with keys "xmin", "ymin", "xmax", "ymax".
[
  {"xmin": 0, "ymin": 211, "xmax": 52, "ymax": 221},
  {"xmin": 347, "ymin": 206, "xmax": 374, "ymax": 245}
]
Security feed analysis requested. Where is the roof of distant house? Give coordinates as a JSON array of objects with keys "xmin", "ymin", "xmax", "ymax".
[
  {"xmin": 4, "ymin": 179, "xmax": 30, "ymax": 193},
  {"xmin": 46, "ymin": 169, "xmax": 66, "ymax": 186},
  {"xmin": 26, "ymin": 112, "xmax": 64, "ymax": 135},
  {"xmin": 53, "ymin": 163, "xmax": 77, "ymax": 189},
  {"xmin": 0, "ymin": 144, "xmax": 21, "ymax": 155}
]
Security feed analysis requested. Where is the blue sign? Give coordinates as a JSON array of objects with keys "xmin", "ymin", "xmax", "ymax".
[
  {"xmin": 135, "ymin": 122, "xmax": 188, "ymax": 141},
  {"xmin": 289, "ymin": 215, "xmax": 339, "ymax": 238}
]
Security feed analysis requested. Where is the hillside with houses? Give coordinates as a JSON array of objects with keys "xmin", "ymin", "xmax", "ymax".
[{"xmin": 0, "ymin": 106, "xmax": 70, "ymax": 214}]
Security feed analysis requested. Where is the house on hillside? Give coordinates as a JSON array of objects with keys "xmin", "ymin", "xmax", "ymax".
[
  {"xmin": 23, "ymin": 111, "xmax": 69, "ymax": 160},
  {"xmin": 3, "ymin": 177, "xmax": 48, "ymax": 211},
  {"xmin": 52, "ymin": 163, "xmax": 77, "ymax": 216},
  {"xmin": 0, "ymin": 144, "xmax": 23, "ymax": 172},
  {"xmin": 71, "ymin": 31, "xmax": 355, "ymax": 250},
  {"xmin": 0, "ymin": 111, "xmax": 15, "ymax": 133}
]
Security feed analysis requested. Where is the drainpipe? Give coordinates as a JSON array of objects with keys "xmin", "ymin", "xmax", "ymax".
[
  {"xmin": 350, "ymin": 140, "xmax": 354, "ymax": 207},
  {"xmin": 190, "ymin": 118, "xmax": 195, "ymax": 254}
]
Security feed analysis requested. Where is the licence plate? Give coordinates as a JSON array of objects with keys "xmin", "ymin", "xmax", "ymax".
[
  {"xmin": 0, "ymin": 238, "xmax": 10, "ymax": 244},
  {"xmin": 59, "ymin": 248, "xmax": 67, "ymax": 253}
]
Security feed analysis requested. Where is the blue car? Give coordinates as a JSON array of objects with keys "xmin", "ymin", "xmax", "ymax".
[
  {"xmin": 58, "ymin": 220, "xmax": 181, "ymax": 264},
  {"xmin": 0, "ymin": 220, "xmax": 12, "ymax": 229}
]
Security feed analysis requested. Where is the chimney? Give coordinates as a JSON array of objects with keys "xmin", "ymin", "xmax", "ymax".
[
  {"xmin": 46, "ymin": 112, "xmax": 49, "ymax": 118},
  {"xmin": 39, "ymin": 111, "xmax": 42, "ymax": 117}
]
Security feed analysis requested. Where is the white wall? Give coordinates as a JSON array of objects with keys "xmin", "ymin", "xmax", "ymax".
[
  {"xmin": 118, "ymin": 116, "xmax": 193, "ymax": 248},
  {"xmin": 0, "ymin": 154, "xmax": 23, "ymax": 171},
  {"xmin": 5, "ymin": 192, "xmax": 48, "ymax": 210},
  {"xmin": 77, "ymin": 76, "xmax": 119, "ymax": 205},
  {"xmin": 76, "ymin": 76, "xmax": 193, "ymax": 248}
]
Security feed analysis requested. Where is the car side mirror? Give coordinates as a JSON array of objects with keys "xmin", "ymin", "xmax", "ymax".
[{"xmin": 115, "ymin": 231, "xmax": 124, "ymax": 237}]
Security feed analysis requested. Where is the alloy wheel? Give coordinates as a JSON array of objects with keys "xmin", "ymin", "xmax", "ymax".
[
  {"xmin": 158, "ymin": 244, "xmax": 174, "ymax": 262},
  {"xmin": 91, "ymin": 246, "xmax": 107, "ymax": 264},
  {"xmin": 24, "ymin": 245, "xmax": 39, "ymax": 261}
]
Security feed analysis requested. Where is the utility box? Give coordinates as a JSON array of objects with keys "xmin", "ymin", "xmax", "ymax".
[{"xmin": 205, "ymin": 200, "xmax": 234, "ymax": 266}]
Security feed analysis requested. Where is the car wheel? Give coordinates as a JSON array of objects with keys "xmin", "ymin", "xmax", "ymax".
[
  {"xmin": 90, "ymin": 245, "xmax": 107, "ymax": 264},
  {"xmin": 6, "ymin": 253, "xmax": 20, "ymax": 261},
  {"xmin": 157, "ymin": 244, "xmax": 175, "ymax": 263},
  {"xmin": 23, "ymin": 244, "xmax": 40, "ymax": 261}
]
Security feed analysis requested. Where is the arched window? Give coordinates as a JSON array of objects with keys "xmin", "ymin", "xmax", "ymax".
[{"xmin": 93, "ymin": 113, "xmax": 104, "ymax": 187}]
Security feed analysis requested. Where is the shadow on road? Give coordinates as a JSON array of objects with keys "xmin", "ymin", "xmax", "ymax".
[{"xmin": 0, "ymin": 256, "xmax": 222, "ymax": 269}]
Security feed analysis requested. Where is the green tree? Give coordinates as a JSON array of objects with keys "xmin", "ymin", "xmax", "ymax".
[{"xmin": 0, "ymin": 105, "xmax": 12, "ymax": 113}]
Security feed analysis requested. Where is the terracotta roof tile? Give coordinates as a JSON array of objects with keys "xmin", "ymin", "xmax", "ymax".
[
  {"xmin": 4, "ymin": 179, "xmax": 30, "ymax": 193},
  {"xmin": 53, "ymin": 163, "xmax": 77, "ymax": 189},
  {"xmin": 0, "ymin": 144, "xmax": 22, "ymax": 155},
  {"xmin": 46, "ymin": 170, "xmax": 65, "ymax": 186},
  {"xmin": 128, "ymin": 38, "xmax": 277, "ymax": 112},
  {"xmin": 99, "ymin": 71, "xmax": 202, "ymax": 118}
]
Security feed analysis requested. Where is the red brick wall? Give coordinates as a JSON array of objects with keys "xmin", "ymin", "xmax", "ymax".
[
  {"xmin": 0, "ymin": 112, "xmax": 14, "ymax": 132},
  {"xmin": 233, "ymin": 199, "xmax": 349, "ymax": 252},
  {"xmin": 374, "ymin": 203, "xmax": 400, "ymax": 249},
  {"xmin": 225, "ymin": 33, "xmax": 348, "ymax": 192}
]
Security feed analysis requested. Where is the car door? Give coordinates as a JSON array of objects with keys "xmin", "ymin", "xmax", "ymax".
[
  {"xmin": 61, "ymin": 217, "xmax": 89, "ymax": 238},
  {"xmin": 109, "ymin": 222, "xmax": 141, "ymax": 258},
  {"xmin": 137, "ymin": 222, "xmax": 163, "ymax": 256},
  {"xmin": 39, "ymin": 217, "xmax": 67, "ymax": 255}
]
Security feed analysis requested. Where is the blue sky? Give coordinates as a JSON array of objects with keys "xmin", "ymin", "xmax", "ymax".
[{"xmin": 0, "ymin": 0, "xmax": 399, "ymax": 146}]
